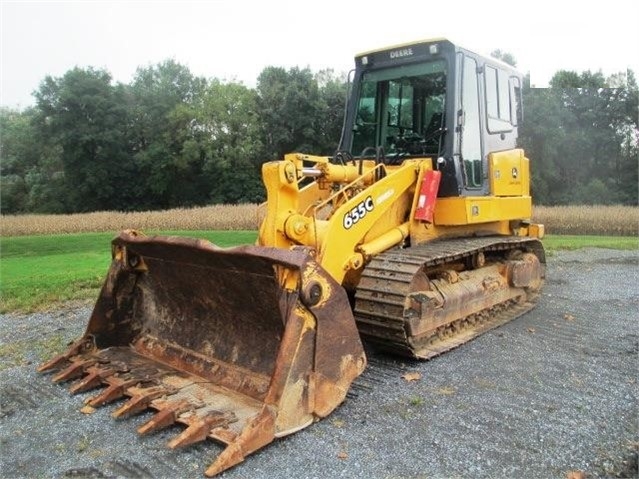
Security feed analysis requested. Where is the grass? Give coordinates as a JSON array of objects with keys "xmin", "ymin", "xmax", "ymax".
[
  {"xmin": 0, "ymin": 334, "xmax": 68, "ymax": 371},
  {"xmin": 0, "ymin": 223, "xmax": 636, "ymax": 314},
  {"xmin": 542, "ymin": 235, "xmax": 639, "ymax": 251},
  {"xmin": 0, "ymin": 231, "xmax": 257, "ymax": 313}
]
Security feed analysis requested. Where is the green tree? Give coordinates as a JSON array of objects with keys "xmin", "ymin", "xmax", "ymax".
[
  {"xmin": 256, "ymin": 66, "xmax": 321, "ymax": 160},
  {"xmin": 255, "ymin": 66, "xmax": 348, "ymax": 160},
  {"xmin": 519, "ymin": 77, "xmax": 567, "ymax": 204},
  {"xmin": 1, "ymin": 106, "xmax": 69, "ymax": 213},
  {"xmin": 129, "ymin": 60, "xmax": 208, "ymax": 208},
  {"xmin": 190, "ymin": 79, "xmax": 264, "ymax": 203},
  {"xmin": 521, "ymin": 69, "xmax": 638, "ymax": 205},
  {"xmin": 607, "ymin": 70, "xmax": 638, "ymax": 204},
  {"xmin": 1, "ymin": 107, "xmax": 36, "ymax": 213},
  {"xmin": 33, "ymin": 67, "xmax": 135, "ymax": 212},
  {"xmin": 314, "ymin": 69, "xmax": 349, "ymax": 155}
]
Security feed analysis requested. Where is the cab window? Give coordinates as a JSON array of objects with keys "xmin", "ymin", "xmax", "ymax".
[
  {"xmin": 351, "ymin": 60, "xmax": 447, "ymax": 158},
  {"xmin": 485, "ymin": 65, "xmax": 514, "ymax": 133}
]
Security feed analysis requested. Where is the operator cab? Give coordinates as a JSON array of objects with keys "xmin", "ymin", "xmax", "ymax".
[
  {"xmin": 340, "ymin": 38, "xmax": 524, "ymax": 197},
  {"xmin": 351, "ymin": 58, "xmax": 447, "ymax": 160}
]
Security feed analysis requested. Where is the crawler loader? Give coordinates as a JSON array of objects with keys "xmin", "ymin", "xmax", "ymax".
[{"xmin": 40, "ymin": 39, "xmax": 545, "ymax": 476}]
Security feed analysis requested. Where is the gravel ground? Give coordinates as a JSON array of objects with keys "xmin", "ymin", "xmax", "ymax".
[{"xmin": 1, "ymin": 248, "xmax": 637, "ymax": 479}]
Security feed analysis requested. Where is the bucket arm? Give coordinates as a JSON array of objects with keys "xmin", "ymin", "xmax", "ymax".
[{"xmin": 258, "ymin": 154, "xmax": 434, "ymax": 284}]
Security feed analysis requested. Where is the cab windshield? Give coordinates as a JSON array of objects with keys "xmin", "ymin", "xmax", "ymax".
[{"xmin": 351, "ymin": 60, "xmax": 447, "ymax": 160}]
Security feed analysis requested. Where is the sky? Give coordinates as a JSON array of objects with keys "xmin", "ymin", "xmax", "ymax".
[{"xmin": 1, "ymin": 0, "xmax": 638, "ymax": 109}]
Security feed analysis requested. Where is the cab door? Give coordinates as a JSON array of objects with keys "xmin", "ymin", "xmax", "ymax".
[{"xmin": 457, "ymin": 54, "xmax": 486, "ymax": 194}]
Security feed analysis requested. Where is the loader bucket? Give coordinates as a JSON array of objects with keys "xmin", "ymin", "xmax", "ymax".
[{"xmin": 39, "ymin": 231, "xmax": 366, "ymax": 476}]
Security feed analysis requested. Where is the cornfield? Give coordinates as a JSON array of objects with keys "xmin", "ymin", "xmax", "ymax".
[
  {"xmin": 532, "ymin": 205, "xmax": 638, "ymax": 236},
  {"xmin": 1, "ymin": 204, "xmax": 637, "ymax": 237},
  {"xmin": 0, "ymin": 204, "xmax": 262, "ymax": 236}
]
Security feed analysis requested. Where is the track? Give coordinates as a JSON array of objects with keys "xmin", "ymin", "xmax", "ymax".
[{"xmin": 354, "ymin": 236, "xmax": 546, "ymax": 358}]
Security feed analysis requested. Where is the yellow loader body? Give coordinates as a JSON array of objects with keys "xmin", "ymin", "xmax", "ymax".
[{"xmin": 40, "ymin": 38, "xmax": 546, "ymax": 476}]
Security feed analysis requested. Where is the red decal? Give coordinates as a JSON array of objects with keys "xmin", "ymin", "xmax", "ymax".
[{"xmin": 414, "ymin": 170, "xmax": 441, "ymax": 222}]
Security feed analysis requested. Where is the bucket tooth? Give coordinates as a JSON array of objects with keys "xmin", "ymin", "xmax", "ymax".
[
  {"xmin": 69, "ymin": 367, "xmax": 113, "ymax": 394},
  {"xmin": 204, "ymin": 407, "xmax": 276, "ymax": 477},
  {"xmin": 87, "ymin": 379, "xmax": 137, "ymax": 407},
  {"xmin": 52, "ymin": 359, "xmax": 96, "ymax": 384},
  {"xmin": 137, "ymin": 400, "xmax": 190, "ymax": 436},
  {"xmin": 37, "ymin": 338, "xmax": 89, "ymax": 373},
  {"xmin": 37, "ymin": 354, "xmax": 71, "ymax": 373},
  {"xmin": 167, "ymin": 411, "xmax": 236, "ymax": 449},
  {"xmin": 111, "ymin": 387, "xmax": 168, "ymax": 418}
]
